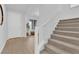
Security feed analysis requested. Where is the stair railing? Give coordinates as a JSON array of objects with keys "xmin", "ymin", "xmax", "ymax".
[{"xmin": 34, "ymin": 16, "xmax": 59, "ymax": 54}]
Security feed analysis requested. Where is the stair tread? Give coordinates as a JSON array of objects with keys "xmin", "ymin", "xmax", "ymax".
[
  {"xmin": 56, "ymin": 27, "xmax": 79, "ymax": 29},
  {"xmin": 58, "ymin": 22, "xmax": 79, "ymax": 25},
  {"xmin": 59, "ymin": 18, "xmax": 79, "ymax": 24},
  {"xmin": 53, "ymin": 33, "xmax": 79, "ymax": 41},
  {"xmin": 48, "ymin": 39, "xmax": 79, "ymax": 53},
  {"xmin": 55, "ymin": 27, "xmax": 79, "ymax": 32},
  {"xmin": 51, "ymin": 34, "xmax": 79, "ymax": 47},
  {"xmin": 53, "ymin": 30, "xmax": 79, "ymax": 38},
  {"xmin": 46, "ymin": 44, "xmax": 69, "ymax": 54},
  {"xmin": 59, "ymin": 21, "xmax": 79, "ymax": 24},
  {"xmin": 50, "ymin": 39, "xmax": 79, "ymax": 50},
  {"xmin": 60, "ymin": 18, "xmax": 79, "ymax": 22},
  {"xmin": 54, "ymin": 30, "xmax": 79, "ymax": 34}
]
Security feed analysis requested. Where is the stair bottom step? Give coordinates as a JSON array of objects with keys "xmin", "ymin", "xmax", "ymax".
[
  {"xmin": 41, "ymin": 46, "xmax": 58, "ymax": 54},
  {"xmin": 40, "ymin": 51, "xmax": 48, "ymax": 54},
  {"xmin": 47, "ymin": 39, "xmax": 79, "ymax": 54}
]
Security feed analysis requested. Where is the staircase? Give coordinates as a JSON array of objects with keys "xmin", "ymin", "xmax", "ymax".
[{"xmin": 41, "ymin": 18, "xmax": 79, "ymax": 54}]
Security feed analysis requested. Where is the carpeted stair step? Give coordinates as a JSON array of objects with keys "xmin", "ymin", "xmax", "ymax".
[
  {"xmin": 41, "ymin": 18, "xmax": 79, "ymax": 54},
  {"xmin": 57, "ymin": 23, "xmax": 79, "ymax": 27},
  {"xmin": 45, "ymin": 44, "xmax": 69, "ymax": 54},
  {"xmin": 55, "ymin": 27, "xmax": 79, "ymax": 32},
  {"xmin": 59, "ymin": 18, "xmax": 79, "ymax": 24},
  {"xmin": 48, "ymin": 39, "xmax": 79, "ymax": 53},
  {"xmin": 53, "ymin": 30, "xmax": 79, "ymax": 38},
  {"xmin": 51, "ymin": 34, "xmax": 79, "ymax": 46}
]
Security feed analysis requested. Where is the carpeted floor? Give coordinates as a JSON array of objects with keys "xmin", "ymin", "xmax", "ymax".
[{"xmin": 1, "ymin": 36, "xmax": 35, "ymax": 54}]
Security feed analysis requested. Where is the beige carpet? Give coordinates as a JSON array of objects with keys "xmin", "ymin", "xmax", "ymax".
[{"xmin": 1, "ymin": 36, "xmax": 35, "ymax": 54}]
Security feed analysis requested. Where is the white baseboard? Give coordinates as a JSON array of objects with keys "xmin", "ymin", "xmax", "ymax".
[
  {"xmin": 39, "ymin": 19, "xmax": 60, "ymax": 53},
  {"xmin": 0, "ymin": 40, "xmax": 7, "ymax": 53},
  {"xmin": 39, "ymin": 40, "xmax": 48, "ymax": 52},
  {"xmin": 7, "ymin": 36, "xmax": 27, "ymax": 40}
]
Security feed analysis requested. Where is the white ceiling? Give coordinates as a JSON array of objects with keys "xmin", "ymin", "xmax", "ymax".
[
  {"xmin": 5, "ymin": 4, "xmax": 40, "ymax": 14},
  {"xmin": 70, "ymin": 4, "xmax": 79, "ymax": 8}
]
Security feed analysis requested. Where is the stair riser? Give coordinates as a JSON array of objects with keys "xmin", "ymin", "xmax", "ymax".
[
  {"xmin": 59, "ymin": 21, "xmax": 79, "ymax": 24},
  {"xmin": 55, "ymin": 28, "xmax": 79, "ymax": 32},
  {"xmin": 45, "ymin": 47, "xmax": 57, "ymax": 54},
  {"xmin": 51, "ymin": 35, "xmax": 79, "ymax": 46},
  {"xmin": 53, "ymin": 31, "xmax": 79, "ymax": 38},
  {"xmin": 57, "ymin": 24, "xmax": 79, "ymax": 27},
  {"xmin": 48, "ymin": 40, "xmax": 79, "ymax": 53},
  {"xmin": 59, "ymin": 19, "xmax": 79, "ymax": 24}
]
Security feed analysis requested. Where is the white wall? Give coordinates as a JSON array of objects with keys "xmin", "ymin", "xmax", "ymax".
[
  {"xmin": 59, "ymin": 5, "xmax": 79, "ymax": 20},
  {"xmin": 70, "ymin": 4, "xmax": 79, "ymax": 8},
  {"xmin": 7, "ymin": 11, "xmax": 26, "ymax": 39},
  {"xmin": 38, "ymin": 4, "xmax": 62, "ymax": 26},
  {"xmin": 36, "ymin": 4, "xmax": 63, "ymax": 53},
  {"xmin": 0, "ymin": 5, "xmax": 8, "ymax": 53}
]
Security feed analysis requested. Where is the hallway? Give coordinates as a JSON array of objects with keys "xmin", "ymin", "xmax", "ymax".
[
  {"xmin": 1, "ymin": 36, "xmax": 35, "ymax": 54},
  {"xmin": 1, "ymin": 4, "xmax": 79, "ymax": 54}
]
